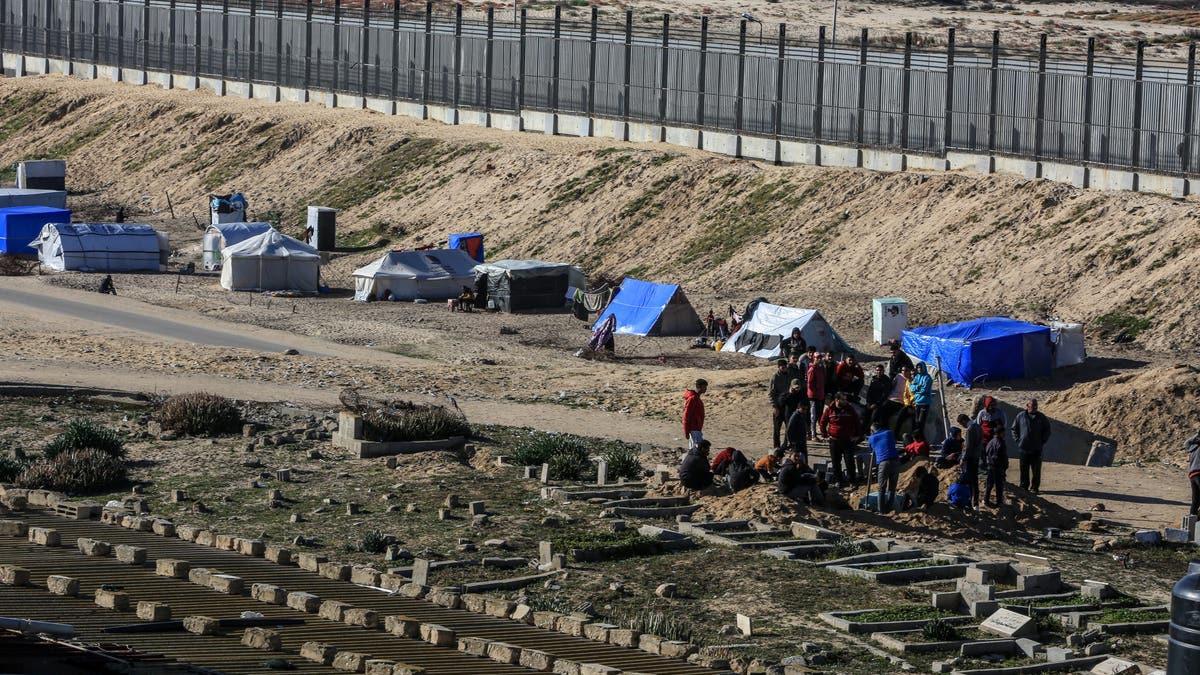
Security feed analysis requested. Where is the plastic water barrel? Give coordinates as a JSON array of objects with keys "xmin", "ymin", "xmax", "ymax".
[{"xmin": 1168, "ymin": 562, "xmax": 1200, "ymax": 674}]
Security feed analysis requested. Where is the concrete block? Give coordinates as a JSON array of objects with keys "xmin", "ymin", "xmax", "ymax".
[
  {"xmin": 28, "ymin": 527, "xmax": 60, "ymax": 546},
  {"xmin": 137, "ymin": 601, "xmax": 171, "ymax": 621},
  {"xmin": 1165, "ymin": 527, "xmax": 1191, "ymax": 543},
  {"xmin": 319, "ymin": 562, "xmax": 352, "ymax": 581},
  {"xmin": 287, "ymin": 591, "xmax": 321, "ymax": 613},
  {"xmin": 156, "ymin": 559, "xmax": 190, "ymax": 579},
  {"xmin": 1016, "ymin": 570, "xmax": 1061, "ymax": 594},
  {"xmin": 297, "ymin": 552, "xmax": 328, "ymax": 571},
  {"xmin": 511, "ymin": 603, "xmax": 534, "ymax": 624},
  {"xmin": 193, "ymin": 530, "xmax": 215, "ymax": 547},
  {"xmin": 485, "ymin": 597, "xmax": 517, "ymax": 618},
  {"xmin": 252, "ymin": 583, "xmax": 287, "ymax": 605},
  {"xmin": 958, "ymin": 579, "xmax": 996, "ymax": 603},
  {"xmin": 94, "ymin": 589, "xmax": 130, "ymax": 610},
  {"xmin": 151, "ymin": 519, "xmax": 175, "ymax": 537},
  {"xmin": 188, "ymin": 567, "xmax": 215, "ymax": 586},
  {"xmin": 209, "ymin": 574, "xmax": 244, "ymax": 595},
  {"xmin": 426, "ymin": 587, "xmax": 460, "ymax": 609},
  {"xmin": 0, "ymin": 520, "xmax": 28, "ymax": 536},
  {"xmin": 385, "ymin": 615, "xmax": 421, "ymax": 638},
  {"xmin": 1015, "ymin": 637, "xmax": 1041, "ymax": 658},
  {"xmin": 46, "ymin": 574, "xmax": 79, "ymax": 596},
  {"xmin": 183, "ymin": 616, "xmax": 220, "ymax": 635},
  {"xmin": 301, "ymin": 641, "xmax": 338, "ymax": 665},
  {"xmin": 364, "ymin": 660, "xmax": 399, "ymax": 675},
  {"xmin": 319, "ymin": 600, "xmax": 352, "ymax": 622},
  {"xmin": 332, "ymin": 651, "xmax": 371, "ymax": 672},
  {"xmin": 344, "ymin": 607, "xmax": 379, "ymax": 628},
  {"xmin": 520, "ymin": 647, "xmax": 556, "ymax": 671},
  {"xmin": 1087, "ymin": 441, "xmax": 1116, "ymax": 467},
  {"xmin": 964, "ymin": 566, "xmax": 991, "ymax": 584},
  {"xmin": 242, "ymin": 626, "xmax": 282, "ymax": 651},
  {"xmin": 459, "ymin": 635, "xmax": 489, "ymax": 656},
  {"xmin": 77, "ymin": 538, "xmax": 111, "ymax": 556},
  {"xmin": 555, "ymin": 614, "xmax": 588, "ymax": 636},
  {"xmin": 351, "ymin": 565, "xmax": 382, "ymax": 586},
  {"xmin": 552, "ymin": 659, "xmax": 582, "ymax": 675},
  {"xmin": 932, "ymin": 591, "xmax": 961, "ymax": 610},
  {"xmin": 264, "ymin": 545, "xmax": 292, "ymax": 565},
  {"xmin": 1046, "ymin": 646, "xmax": 1075, "ymax": 662},
  {"xmin": 176, "ymin": 524, "xmax": 201, "ymax": 541},
  {"xmin": 461, "ymin": 592, "xmax": 486, "ymax": 614},
  {"xmin": 237, "ymin": 538, "xmax": 266, "ymax": 556},
  {"xmin": 584, "ymin": 623, "xmax": 617, "ymax": 642},
  {"xmin": 0, "ymin": 565, "xmax": 30, "ymax": 586},
  {"xmin": 487, "ymin": 641, "xmax": 522, "ymax": 664},
  {"xmin": 1091, "ymin": 657, "xmax": 1141, "ymax": 675},
  {"xmin": 533, "ymin": 611, "xmax": 564, "ymax": 630},
  {"xmin": 659, "ymin": 641, "xmax": 696, "ymax": 658},
  {"xmin": 420, "ymin": 623, "xmax": 455, "ymax": 647},
  {"xmin": 981, "ymin": 608, "xmax": 1036, "ymax": 638},
  {"xmin": 638, "ymin": 633, "xmax": 663, "ymax": 654},
  {"xmin": 114, "ymin": 544, "xmax": 147, "ymax": 565},
  {"xmin": 579, "ymin": 665, "xmax": 621, "ymax": 675},
  {"xmin": 214, "ymin": 534, "xmax": 237, "ymax": 550},
  {"xmin": 1134, "ymin": 529, "xmax": 1161, "ymax": 544},
  {"xmin": 608, "ymin": 628, "xmax": 640, "ymax": 647},
  {"xmin": 970, "ymin": 600, "xmax": 1001, "ymax": 618}
]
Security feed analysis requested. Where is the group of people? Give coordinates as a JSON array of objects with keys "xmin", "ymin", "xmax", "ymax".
[{"xmin": 677, "ymin": 336, "xmax": 1056, "ymax": 515}]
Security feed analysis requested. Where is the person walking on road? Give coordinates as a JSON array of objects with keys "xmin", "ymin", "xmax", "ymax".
[
  {"xmin": 683, "ymin": 379, "xmax": 707, "ymax": 450},
  {"xmin": 1011, "ymin": 398, "xmax": 1052, "ymax": 493}
]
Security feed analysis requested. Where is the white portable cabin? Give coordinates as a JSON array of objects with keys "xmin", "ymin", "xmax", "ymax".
[
  {"xmin": 202, "ymin": 222, "xmax": 273, "ymax": 270},
  {"xmin": 31, "ymin": 222, "xmax": 164, "ymax": 272},
  {"xmin": 352, "ymin": 249, "xmax": 479, "ymax": 302},
  {"xmin": 219, "ymin": 229, "xmax": 321, "ymax": 292}
]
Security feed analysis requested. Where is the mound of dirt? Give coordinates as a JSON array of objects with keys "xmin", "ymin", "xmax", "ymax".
[{"xmin": 1046, "ymin": 364, "xmax": 1200, "ymax": 462}]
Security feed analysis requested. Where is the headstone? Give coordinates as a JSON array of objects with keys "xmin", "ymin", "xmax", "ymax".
[
  {"xmin": 1086, "ymin": 441, "xmax": 1116, "ymax": 467},
  {"xmin": 1134, "ymin": 529, "xmax": 1161, "ymax": 544},
  {"xmin": 736, "ymin": 614, "xmax": 752, "ymax": 637},
  {"xmin": 597, "ymin": 459, "xmax": 608, "ymax": 486},
  {"xmin": 276, "ymin": 469, "xmax": 291, "ymax": 482},
  {"xmin": 1183, "ymin": 514, "xmax": 1198, "ymax": 534},
  {"xmin": 980, "ymin": 608, "xmax": 1037, "ymax": 638},
  {"xmin": 1165, "ymin": 527, "xmax": 1191, "ymax": 543},
  {"xmin": 551, "ymin": 553, "xmax": 566, "ymax": 570},
  {"xmin": 1089, "ymin": 657, "xmax": 1141, "ymax": 675},
  {"xmin": 1015, "ymin": 638, "xmax": 1040, "ymax": 658},
  {"xmin": 957, "ymin": 578, "xmax": 996, "ymax": 604},
  {"xmin": 523, "ymin": 467, "xmax": 537, "ymax": 479},
  {"xmin": 444, "ymin": 495, "xmax": 459, "ymax": 508},
  {"xmin": 437, "ymin": 508, "xmax": 451, "ymax": 521},
  {"xmin": 346, "ymin": 503, "xmax": 360, "ymax": 515},
  {"xmin": 411, "ymin": 558, "xmax": 430, "ymax": 586},
  {"xmin": 540, "ymin": 463, "xmax": 551, "ymax": 483},
  {"xmin": 170, "ymin": 490, "xmax": 186, "ymax": 502},
  {"xmin": 469, "ymin": 501, "xmax": 486, "ymax": 516},
  {"xmin": 538, "ymin": 541, "xmax": 554, "ymax": 565},
  {"xmin": 1045, "ymin": 646, "xmax": 1074, "ymax": 663}
]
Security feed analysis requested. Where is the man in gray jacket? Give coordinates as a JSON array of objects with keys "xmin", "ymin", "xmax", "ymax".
[
  {"xmin": 1011, "ymin": 399, "xmax": 1052, "ymax": 494},
  {"xmin": 957, "ymin": 413, "xmax": 983, "ymax": 509},
  {"xmin": 1187, "ymin": 432, "xmax": 1200, "ymax": 516}
]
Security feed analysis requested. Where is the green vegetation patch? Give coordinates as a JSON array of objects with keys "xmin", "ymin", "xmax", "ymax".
[
  {"xmin": 547, "ymin": 155, "xmax": 633, "ymax": 211},
  {"xmin": 682, "ymin": 178, "xmax": 801, "ymax": 266},
  {"xmin": 619, "ymin": 174, "xmax": 678, "ymax": 220},
  {"xmin": 0, "ymin": 91, "xmax": 50, "ymax": 144},
  {"xmin": 851, "ymin": 605, "xmax": 955, "ymax": 623},
  {"xmin": 361, "ymin": 401, "xmax": 470, "ymax": 443},
  {"xmin": 507, "ymin": 430, "xmax": 642, "ymax": 481},
  {"xmin": 1094, "ymin": 310, "xmax": 1151, "ymax": 342},
  {"xmin": 1098, "ymin": 607, "xmax": 1169, "ymax": 624},
  {"xmin": 551, "ymin": 531, "xmax": 662, "ymax": 561}
]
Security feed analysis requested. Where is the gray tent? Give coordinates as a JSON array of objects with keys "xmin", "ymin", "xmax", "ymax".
[{"xmin": 472, "ymin": 259, "xmax": 585, "ymax": 313}]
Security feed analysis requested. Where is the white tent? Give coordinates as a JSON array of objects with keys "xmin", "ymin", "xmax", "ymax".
[
  {"xmin": 203, "ymin": 222, "xmax": 273, "ymax": 270},
  {"xmin": 721, "ymin": 301, "xmax": 849, "ymax": 358},
  {"xmin": 352, "ymin": 249, "xmax": 478, "ymax": 302},
  {"xmin": 31, "ymin": 222, "xmax": 163, "ymax": 273},
  {"xmin": 220, "ymin": 229, "xmax": 320, "ymax": 292},
  {"xmin": 1049, "ymin": 321, "xmax": 1086, "ymax": 368}
]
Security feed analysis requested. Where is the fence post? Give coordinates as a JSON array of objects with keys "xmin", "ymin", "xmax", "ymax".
[
  {"xmin": 1082, "ymin": 36, "xmax": 1094, "ymax": 170},
  {"xmin": 140, "ymin": 0, "xmax": 149, "ymax": 76},
  {"xmin": 331, "ymin": 0, "xmax": 340, "ymax": 96},
  {"xmin": 302, "ymin": 0, "xmax": 311, "ymax": 100},
  {"xmin": 1131, "ymin": 40, "xmax": 1144, "ymax": 176},
  {"xmin": 1033, "ymin": 32, "xmax": 1047, "ymax": 168},
  {"xmin": 586, "ymin": 6, "xmax": 595, "ymax": 134},
  {"xmin": 66, "ymin": 0, "xmax": 74, "ymax": 66},
  {"xmin": 220, "ymin": 0, "xmax": 228, "ymax": 87},
  {"xmin": 1182, "ymin": 43, "xmax": 1195, "ymax": 179},
  {"xmin": 43, "ymin": 0, "xmax": 50, "ymax": 60},
  {"xmin": 657, "ymin": 13, "xmax": 668, "ymax": 140},
  {"xmin": 941, "ymin": 27, "xmax": 954, "ymax": 155},
  {"xmin": 390, "ymin": 0, "xmax": 399, "ymax": 103},
  {"xmin": 19, "ymin": 0, "xmax": 27, "ymax": 61},
  {"xmin": 115, "ymin": 0, "xmax": 123, "ymax": 75},
  {"xmin": 516, "ymin": 7, "xmax": 525, "ymax": 128},
  {"xmin": 621, "ymin": 8, "xmax": 630, "ymax": 139},
  {"xmin": 986, "ymin": 29, "xmax": 998, "ymax": 156},
  {"xmin": 696, "ymin": 15, "xmax": 708, "ymax": 146},
  {"xmin": 735, "ymin": 19, "xmax": 746, "ymax": 157},
  {"xmin": 274, "ymin": 0, "xmax": 282, "ymax": 96},
  {"xmin": 192, "ymin": 0, "xmax": 199, "ymax": 81},
  {"xmin": 485, "ymin": 6, "xmax": 493, "ymax": 119},
  {"xmin": 247, "ymin": 0, "xmax": 255, "ymax": 86},
  {"xmin": 550, "ymin": 3, "xmax": 560, "ymax": 132},
  {"xmin": 452, "ymin": 2, "xmax": 461, "ymax": 121},
  {"xmin": 814, "ymin": 25, "xmax": 825, "ymax": 144},
  {"xmin": 856, "ymin": 28, "xmax": 867, "ymax": 152},
  {"xmin": 360, "ymin": 0, "xmax": 369, "ymax": 100},
  {"xmin": 1, "ymin": 0, "xmax": 7, "ymax": 60},
  {"xmin": 421, "ymin": 1, "xmax": 431, "ymax": 117},
  {"xmin": 895, "ymin": 32, "xmax": 909, "ymax": 151},
  {"xmin": 773, "ymin": 23, "xmax": 785, "ymax": 163}
]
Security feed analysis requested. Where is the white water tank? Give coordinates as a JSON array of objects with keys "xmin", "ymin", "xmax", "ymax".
[{"xmin": 872, "ymin": 297, "xmax": 908, "ymax": 345}]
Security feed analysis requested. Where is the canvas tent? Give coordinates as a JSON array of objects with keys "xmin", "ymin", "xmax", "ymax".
[
  {"xmin": 352, "ymin": 249, "xmax": 479, "ymax": 302},
  {"xmin": 203, "ymin": 222, "xmax": 273, "ymax": 270},
  {"xmin": 901, "ymin": 317, "xmax": 1053, "ymax": 386},
  {"xmin": 595, "ymin": 278, "xmax": 701, "ymax": 336},
  {"xmin": 220, "ymin": 229, "xmax": 320, "ymax": 292},
  {"xmin": 1049, "ymin": 321, "xmax": 1086, "ymax": 368},
  {"xmin": 721, "ymin": 301, "xmax": 850, "ymax": 357},
  {"xmin": 31, "ymin": 222, "xmax": 163, "ymax": 272},
  {"xmin": 473, "ymin": 259, "xmax": 585, "ymax": 312}
]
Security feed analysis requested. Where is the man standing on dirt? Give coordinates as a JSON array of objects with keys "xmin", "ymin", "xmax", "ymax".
[
  {"xmin": 887, "ymin": 340, "xmax": 914, "ymax": 379},
  {"xmin": 683, "ymin": 379, "xmax": 707, "ymax": 450},
  {"xmin": 864, "ymin": 364, "xmax": 891, "ymax": 428},
  {"xmin": 768, "ymin": 359, "xmax": 792, "ymax": 448},
  {"xmin": 819, "ymin": 394, "xmax": 862, "ymax": 486},
  {"xmin": 956, "ymin": 413, "xmax": 983, "ymax": 510},
  {"xmin": 869, "ymin": 424, "xmax": 900, "ymax": 515},
  {"xmin": 1187, "ymin": 431, "xmax": 1200, "ymax": 516},
  {"xmin": 1011, "ymin": 399, "xmax": 1052, "ymax": 494}
]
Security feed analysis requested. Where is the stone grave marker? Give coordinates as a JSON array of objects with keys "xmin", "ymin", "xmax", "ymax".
[
  {"xmin": 538, "ymin": 541, "xmax": 554, "ymax": 565},
  {"xmin": 410, "ymin": 558, "xmax": 431, "ymax": 586},
  {"xmin": 597, "ymin": 458, "xmax": 608, "ymax": 486},
  {"xmin": 540, "ymin": 464, "xmax": 551, "ymax": 483},
  {"xmin": 981, "ymin": 608, "xmax": 1036, "ymax": 638},
  {"xmin": 736, "ymin": 614, "xmax": 752, "ymax": 637}
]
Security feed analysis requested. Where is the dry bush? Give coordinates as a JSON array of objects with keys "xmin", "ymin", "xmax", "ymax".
[
  {"xmin": 15, "ymin": 448, "xmax": 126, "ymax": 494},
  {"xmin": 159, "ymin": 392, "xmax": 243, "ymax": 436}
]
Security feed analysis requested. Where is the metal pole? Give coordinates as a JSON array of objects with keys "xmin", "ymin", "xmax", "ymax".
[
  {"xmin": 391, "ymin": 0, "xmax": 399, "ymax": 99},
  {"xmin": 166, "ymin": 0, "xmax": 176, "ymax": 77},
  {"xmin": 332, "ymin": 0, "xmax": 340, "ymax": 92},
  {"xmin": 67, "ymin": 0, "xmax": 75, "ymax": 63},
  {"xmin": 19, "ymin": 0, "xmax": 27, "ymax": 57},
  {"xmin": 0, "ymin": 0, "xmax": 7, "ymax": 59},
  {"xmin": 1183, "ymin": 43, "xmax": 1196, "ymax": 175},
  {"xmin": 361, "ymin": 0, "xmax": 370, "ymax": 97},
  {"xmin": 220, "ymin": 0, "xmax": 228, "ymax": 82},
  {"xmin": 830, "ymin": 0, "xmax": 838, "ymax": 46},
  {"xmin": 248, "ymin": 0, "xmax": 255, "ymax": 84},
  {"xmin": 901, "ymin": 31, "xmax": 911, "ymax": 150},
  {"xmin": 43, "ymin": 0, "xmax": 50, "ymax": 58},
  {"xmin": 192, "ymin": 0, "xmax": 200, "ymax": 79},
  {"xmin": 421, "ymin": 1, "xmax": 431, "ymax": 109},
  {"xmin": 856, "ymin": 28, "xmax": 867, "ymax": 146},
  {"xmin": 986, "ymin": 29, "xmax": 998, "ymax": 153},
  {"xmin": 516, "ymin": 7, "xmax": 525, "ymax": 114},
  {"xmin": 274, "ymin": 0, "xmax": 282, "ymax": 86},
  {"xmin": 1132, "ymin": 40, "xmax": 1145, "ymax": 171},
  {"xmin": 452, "ymin": 2, "xmax": 461, "ymax": 111},
  {"xmin": 935, "ymin": 356, "xmax": 951, "ymax": 440},
  {"xmin": 586, "ymin": 6, "xmax": 596, "ymax": 120},
  {"xmin": 1083, "ymin": 36, "xmax": 1094, "ymax": 166},
  {"xmin": 773, "ymin": 23, "xmax": 785, "ymax": 147},
  {"xmin": 657, "ymin": 13, "xmax": 668, "ymax": 124},
  {"xmin": 141, "ymin": 0, "xmax": 149, "ymax": 68},
  {"xmin": 942, "ymin": 28, "xmax": 954, "ymax": 152},
  {"xmin": 302, "ymin": 0, "xmax": 312, "ymax": 94},
  {"xmin": 621, "ymin": 9, "xmax": 630, "ymax": 126},
  {"xmin": 551, "ymin": 4, "xmax": 560, "ymax": 112},
  {"xmin": 485, "ymin": 6, "xmax": 494, "ymax": 112},
  {"xmin": 735, "ymin": 19, "xmax": 746, "ymax": 137},
  {"xmin": 115, "ymin": 0, "xmax": 123, "ymax": 71},
  {"xmin": 1034, "ymin": 32, "xmax": 1047, "ymax": 161},
  {"xmin": 696, "ymin": 16, "xmax": 707, "ymax": 129},
  {"xmin": 815, "ymin": 25, "xmax": 825, "ymax": 140}
]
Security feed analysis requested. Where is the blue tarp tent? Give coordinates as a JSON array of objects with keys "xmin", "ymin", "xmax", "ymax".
[
  {"xmin": 594, "ymin": 277, "xmax": 700, "ymax": 336},
  {"xmin": 448, "ymin": 232, "xmax": 484, "ymax": 262},
  {"xmin": 901, "ymin": 317, "xmax": 1053, "ymax": 385},
  {"xmin": 0, "ymin": 205, "xmax": 70, "ymax": 256}
]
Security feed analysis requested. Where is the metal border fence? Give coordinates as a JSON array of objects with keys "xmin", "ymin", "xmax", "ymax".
[{"xmin": 2, "ymin": 0, "xmax": 1198, "ymax": 177}]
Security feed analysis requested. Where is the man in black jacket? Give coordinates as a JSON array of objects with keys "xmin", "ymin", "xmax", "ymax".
[
  {"xmin": 1011, "ymin": 399, "xmax": 1052, "ymax": 493},
  {"xmin": 864, "ymin": 364, "xmax": 892, "ymax": 428},
  {"xmin": 768, "ymin": 359, "xmax": 792, "ymax": 448},
  {"xmin": 679, "ymin": 440, "xmax": 714, "ymax": 491},
  {"xmin": 886, "ymin": 340, "xmax": 914, "ymax": 379},
  {"xmin": 777, "ymin": 452, "xmax": 823, "ymax": 505}
]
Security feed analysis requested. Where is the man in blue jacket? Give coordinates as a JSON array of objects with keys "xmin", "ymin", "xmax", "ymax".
[
  {"xmin": 909, "ymin": 362, "xmax": 934, "ymax": 436},
  {"xmin": 869, "ymin": 425, "xmax": 900, "ymax": 514}
]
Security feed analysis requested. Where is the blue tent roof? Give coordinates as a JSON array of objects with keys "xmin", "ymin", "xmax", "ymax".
[
  {"xmin": 594, "ymin": 277, "xmax": 701, "ymax": 336},
  {"xmin": 901, "ymin": 317, "xmax": 1052, "ymax": 385}
]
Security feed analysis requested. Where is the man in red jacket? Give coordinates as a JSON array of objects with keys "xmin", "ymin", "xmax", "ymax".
[
  {"xmin": 820, "ymin": 394, "xmax": 862, "ymax": 486},
  {"xmin": 683, "ymin": 379, "xmax": 708, "ymax": 450}
]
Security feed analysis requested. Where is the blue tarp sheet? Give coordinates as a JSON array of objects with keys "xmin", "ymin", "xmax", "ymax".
[
  {"xmin": 0, "ymin": 205, "xmax": 70, "ymax": 255},
  {"xmin": 448, "ymin": 232, "xmax": 484, "ymax": 262},
  {"xmin": 901, "ymin": 317, "xmax": 1053, "ymax": 385},
  {"xmin": 594, "ymin": 278, "xmax": 679, "ymax": 336}
]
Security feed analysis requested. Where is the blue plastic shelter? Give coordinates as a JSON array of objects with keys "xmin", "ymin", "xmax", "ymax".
[
  {"xmin": 901, "ymin": 317, "xmax": 1053, "ymax": 385},
  {"xmin": 448, "ymin": 232, "xmax": 484, "ymax": 262},
  {"xmin": 0, "ymin": 205, "xmax": 70, "ymax": 256},
  {"xmin": 594, "ymin": 277, "xmax": 700, "ymax": 336}
]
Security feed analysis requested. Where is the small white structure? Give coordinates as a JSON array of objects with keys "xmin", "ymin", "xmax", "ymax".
[
  {"xmin": 722, "ymin": 302, "xmax": 849, "ymax": 358},
  {"xmin": 202, "ymin": 222, "xmax": 273, "ymax": 270},
  {"xmin": 1049, "ymin": 321, "xmax": 1086, "ymax": 368},
  {"xmin": 352, "ymin": 249, "xmax": 478, "ymax": 302},
  {"xmin": 219, "ymin": 229, "xmax": 320, "ymax": 292},
  {"xmin": 16, "ymin": 159, "xmax": 66, "ymax": 191},
  {"xmin": 31, "ymin": 222, "xmax": 163, "ymax": 272},
  {"xmin": 872, "ymin": 297, "xmax": 908, "ymax": 345}
]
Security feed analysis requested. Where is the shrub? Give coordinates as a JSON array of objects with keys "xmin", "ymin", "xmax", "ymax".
[
  {"xmin": 547, "ymin": 442, "xmax": 591, "ymax": 481},
  {"xmin": 614, "ymin": 608, "xmax": 693, "ymax": 643},
  {"xmin": 828, "ymin": 537, "xmax": 867, "ymax": 559},
  {"xmin": 159, "ymin": 392, "xmax": 243, "ymax": 436},
  {"xmin": 43, "ymin": 420, "xmax": 125, "ymax": 459},
  {"xmin": 0, "ymin": 452, "xmax": 26, "ymax": 482},
  {"xmin": 359, "ymin": 529, "xmax": 388, "ymax": 554},
  {"xmin": 15, "ymin": 448, "xmax": 126, "ymax": 494},
  {"xmin": 361, "ymin": 401, "xmax": 469, "ymax": 442},
  {"xmin": 921, "ymin": 617, "xmax": 960, "ymax": 641},
  {"xmin": 600, "ymin": 445, "xmax": 642, "ymax": 481}
]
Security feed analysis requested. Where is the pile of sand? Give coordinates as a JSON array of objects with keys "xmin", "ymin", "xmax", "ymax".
[{"xmin": 1046, "ymin": 364, "xmax": 1200, "ymax": 462}]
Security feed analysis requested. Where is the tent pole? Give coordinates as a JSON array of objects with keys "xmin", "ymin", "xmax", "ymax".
[{"xmin": 935, "ymin": 356, "xmax": 951, "ymax": 441}]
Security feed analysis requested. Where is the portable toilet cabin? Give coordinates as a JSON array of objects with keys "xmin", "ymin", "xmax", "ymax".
[
  {"xmin": 872, "ymin": 297, "xmax": 908, "ymax": 345},
  {"xmin": 305, "ymin": 206, "xmax": 337, "ymax": 251},
  {"xmin": 16, "ymin": 160, "xmax": 66, "ymax": 191},
  {"xmin": 209, "ymin": 193, "xmax": 247, "ymax": 225}
]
